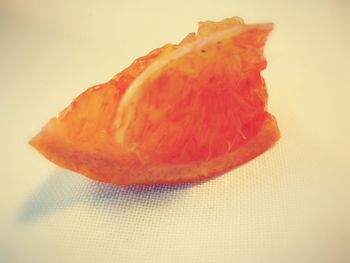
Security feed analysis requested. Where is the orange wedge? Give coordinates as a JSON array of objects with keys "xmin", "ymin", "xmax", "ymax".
[{"xmin": 30, "ymin": 17, "xmax": 280, "ymax": 185}]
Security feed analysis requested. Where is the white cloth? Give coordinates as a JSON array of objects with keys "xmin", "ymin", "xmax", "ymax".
[{"xmin": 1, "ymin": 0, "xmax": 349, "ymax": 262}]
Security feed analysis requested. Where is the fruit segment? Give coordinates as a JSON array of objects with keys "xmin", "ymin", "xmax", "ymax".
[{"xmin": 30, "ymin": 17, "xmax": 280, "ymax": 185}]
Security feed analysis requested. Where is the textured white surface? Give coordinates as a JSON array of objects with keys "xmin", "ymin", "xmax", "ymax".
[{"xmin": 1, "ymin": 0, "xmax": 350, "ymax": 262}]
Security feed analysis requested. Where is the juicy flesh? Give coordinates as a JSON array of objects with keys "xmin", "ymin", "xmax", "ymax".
[{"xmin": 116, "ymin": 22, "xmax": 273, "ymax": 163}]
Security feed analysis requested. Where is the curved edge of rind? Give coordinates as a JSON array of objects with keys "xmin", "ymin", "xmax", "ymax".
[{"xmin": 29, "ymin": 113, "xmax": 280, "ymax": 185}]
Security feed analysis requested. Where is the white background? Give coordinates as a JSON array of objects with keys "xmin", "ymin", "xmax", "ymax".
[{"xmin": 1, "ymin": 0, "xmax": 349, "ymax": 262}]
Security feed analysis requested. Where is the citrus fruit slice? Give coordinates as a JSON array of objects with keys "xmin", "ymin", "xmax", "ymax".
[{"xmin": 30, "ymin": 17, "xmax": 280, "ymax": 185}]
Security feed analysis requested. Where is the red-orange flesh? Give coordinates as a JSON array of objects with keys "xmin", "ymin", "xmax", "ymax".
[{"xmin": 30, "ymin": 17, "xmax": 280, "ymax": 185}]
